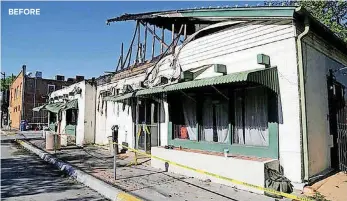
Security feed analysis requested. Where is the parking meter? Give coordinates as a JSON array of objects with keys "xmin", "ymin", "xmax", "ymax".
[
  {"xmin": 111, "ymin": 125, "xmax": 119, "ymax": 143},
  {"xmin": 111, "ymin": 125, "xmax": 119, "ymax": 180}
]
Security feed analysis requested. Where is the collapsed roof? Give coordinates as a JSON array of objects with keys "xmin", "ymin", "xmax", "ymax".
[{"xmin": 107, "ymin": 6, "xmax": 347, "ymax": 53}]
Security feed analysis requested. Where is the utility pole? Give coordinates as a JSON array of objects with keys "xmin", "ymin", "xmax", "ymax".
[{"xmin": 1, "ymin": 72, "xmax": 5, "ymax": 129}]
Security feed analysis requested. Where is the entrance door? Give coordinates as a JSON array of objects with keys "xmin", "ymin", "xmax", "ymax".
[
  {"xmin": 327, "ymin": 70, "xmax": 347, "ymax": 171},
  {"xmin": 136, "ymin": 99, "xmax": 159, "ymax": 153}
]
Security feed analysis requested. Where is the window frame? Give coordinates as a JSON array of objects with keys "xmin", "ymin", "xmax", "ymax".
[
  {"xmin": 167, "ymin": 85, "xmax": 279, "ymax": 159},
  {"xmin": 48, "ymin": 84, "xmax": 56, "ymax": 93}
]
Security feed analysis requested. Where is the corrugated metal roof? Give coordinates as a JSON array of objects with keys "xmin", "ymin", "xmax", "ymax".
[
  {"xmin": 107, "ymin": 6, "xmax": 297, "ymax": 23},
  {"xmin": 32, "ymin": 104, "xmax": 47, "ymax": 112},
  {"xmin": 136, "ymin": 67, "xmax": 279, "ymax": 96},
  {"xmin": 45, "ymin": 102, "xmax": 65, "ymax": 113},
  {"xmin": 63, "ymin": 99, "xmax": 78, "ymax": 110}
]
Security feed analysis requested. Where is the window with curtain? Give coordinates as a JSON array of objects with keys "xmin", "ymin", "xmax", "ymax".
[
  {"xmin": 200, "ymin": 96, "xmax": 229, "ymax": 143},
  {"xmin": 169, "ymin": 93, "xmax": 197, "ymax": 141},
  {"xmin": 233, "ymin": 87, "xmax": 269, "ymax": 146},
  {"xmin": 66, "ymin": 109, "xmax": 78, "ymax": 125}
]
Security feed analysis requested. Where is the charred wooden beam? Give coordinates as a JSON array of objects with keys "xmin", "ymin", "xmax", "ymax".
[
  {"xmin": 127, "ymin": 22, "xmax": 139, "ymax": 68},
  {"xmin": 136, "ymin": 21, "xmax": 141, "ymax": 64},
  {"xmin": 144, "ymin": 23, "xmax": 148, "ymax": 61},
  {"xmin": 171, "ymin": 23, "xmax": 175, "ymax": 52},
  {"xmin": 172, "ymin": 23, "xmax": 175, "ymax": 42},
  {"xmin": 140, "ymin": 22, "xmax": 168, "ymax": 48},
  {"xmin": 120, "ymin": 43, "xmax": 124, "ymax": 70},
  {"xmin": 151, "ymin": 26, "xmax": 155, "ymax": 59},
  {"xmin": 121, "ymin": 23, "xmax": 138, "ymax": 69},
  {"xmin": 161, "ymin": 27, "xmax": 164, "ymax": 54}
]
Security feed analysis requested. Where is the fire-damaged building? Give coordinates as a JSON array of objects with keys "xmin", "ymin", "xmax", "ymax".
[{"xmin": 92, "ymin": 6, "xmax": 347, "ymax": 194}]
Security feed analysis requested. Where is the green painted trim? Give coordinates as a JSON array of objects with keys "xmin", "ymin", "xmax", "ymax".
[
  {"xmin": 49, "ymin": 123, "xmax": 57, "ymax": 132},
  {"xmin": 214, "ymin": 64, "xmax": 227, "ymax": 74},
  {"xmin": 65, "ymin": 124, "xmax": 76, "ymax": 136},
  {"xmin": 168, "ymin": 122, "xmax": 172, "ymax": 145},
  {"xmin": 257, "ymin": 54, "xmax": 271, "ymax": 67},
  {"xmin": 168, "ymin": 122, "xmax": 279, "ymax": 159},
  {"xmin": 230, "ymin": 123, "xmax": 279, "ymax": 159},
  {"xmin": 169, "ymin": 138, "xmax": 232, "ymax": 152},
  {"xmin": 181, "ymin": 8, "xmax": 295, "ymax": 18}
]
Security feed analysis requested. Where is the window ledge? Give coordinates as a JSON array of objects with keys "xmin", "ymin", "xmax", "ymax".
[{"xmin": 160, "ymin": 146, "xmax": 272, "ymax": 162}]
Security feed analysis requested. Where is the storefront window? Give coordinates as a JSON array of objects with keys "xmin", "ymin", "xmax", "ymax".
[
  {"xmin": 66, "ymin": 109, "xmax": 78, "ymax": 125},
  {"xmin": 200, "ymin": 95, "xmax": 229, "ymax": 143},
  {"xmin": 233, "ymin": 87, "xmax": 269, "ymax": 146},
  {"xmin": 169, "ymin": 93, "xmax": 197, "ymax": 140}
]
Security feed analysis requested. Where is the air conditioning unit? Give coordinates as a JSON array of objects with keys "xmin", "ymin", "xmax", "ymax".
[
  {"xmin": 76, "ymin": 75, "xmax": 84, "ymax": 82},
  {"xmin": 55, "ymin": 75, "xmax": 65, "ymax": 81},
  {"xmin": 67, "ymin": 78, "xmax": 75, "ymax": 82},
  {"xmin": 35, "ymin": 71, "xmax": 42, "ymax": 79}
]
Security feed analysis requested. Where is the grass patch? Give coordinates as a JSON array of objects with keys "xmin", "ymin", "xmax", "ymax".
[{"xmin": 309, "ymin": 192, "xmax": 331, "ymax": 201}]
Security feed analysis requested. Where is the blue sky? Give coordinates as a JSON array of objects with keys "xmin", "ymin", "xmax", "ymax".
[{"xmin": 1, "ymin": 1, "xmax": 262, "ymax": 79}]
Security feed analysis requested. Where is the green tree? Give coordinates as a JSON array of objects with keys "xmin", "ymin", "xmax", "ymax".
[
  {"xmin": 264, "ymin": 1, "xmax": 347, "ymax": 42},
  {"xmin": 1, "ymin": 75, "xmax": 15, "ymax": 91}
]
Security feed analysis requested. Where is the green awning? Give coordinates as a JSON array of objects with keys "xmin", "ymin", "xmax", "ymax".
[
  {"xmin": 103, "ymin": 92, "xmax": 135, "ymax": 102},
  {"xmin": 136, "ymin": 67, "xmax": 279, "ymax": 96},
  {"xmin": 32, "ymin": 104, "xmax": 47, "ymax": 112},
  {"xmin": 45, "ymin": 102, "xmax": 65, "ymax": 113},
  {"xmin": 63, "ymin": 99, "xmax": 78, "ymax": 110}
]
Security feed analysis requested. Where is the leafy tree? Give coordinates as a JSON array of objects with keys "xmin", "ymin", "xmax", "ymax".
[
  {"xmin": 264, "ymin": 1, "xmax": 347, "ymax": 42},
  {"xmin": 1, "ymin": 75, "xmax": 15, "ymax": 91}
]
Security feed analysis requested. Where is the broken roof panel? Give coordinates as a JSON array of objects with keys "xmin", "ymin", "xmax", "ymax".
[
  {"xmin": 106, "ymin": 6, "xmax": 297, "ymax": 23},
  {"xmin": 107, "ymin": 6, "xmax": 347, "ymax": 56}
]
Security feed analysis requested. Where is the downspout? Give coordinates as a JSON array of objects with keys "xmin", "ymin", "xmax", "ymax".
[{"xmin": 296, "ymin": 9, "xmax": 310, "ymax": 182}]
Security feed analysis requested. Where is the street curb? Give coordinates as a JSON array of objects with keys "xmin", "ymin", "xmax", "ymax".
[{"xmin": 16, "ymin": 139, "xmax": 141, "ymax": 201}]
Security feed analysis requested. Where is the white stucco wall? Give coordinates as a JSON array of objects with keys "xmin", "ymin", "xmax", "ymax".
[
  {"xmin": 151, "ymin": 147, "xmax": 277, "ymax": 194},
  {"xmin": 50, "ymin": 80, "xmax": 96, "ymax": 146},
  {"xmin": 303, "ymin": 35, "xmax": 347, "ymax": 177},
  {"xmin": 95, "ymin": 74, "xmax": 146, "ymax": 147},
  {"xmin": 84, "ymin": 83, "xmax": 97, "ymax": 144}
]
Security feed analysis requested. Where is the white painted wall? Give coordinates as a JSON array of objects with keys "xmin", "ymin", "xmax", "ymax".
[
  {"xmin": 84, "ymin": 83, "xmax": 97, "ymax": 144},
  {"xmin": 151, "ymin": 20, "xmax": 303, "ymax": 183},
  {"xmin": 303, "ymin": 34, "xmax": 347, "ymax": 178},
  {"xmin": 50, "ymin": 80, "xmax": 96, "ymax": 146},
  {"xmin": 95, "ymin": 74, "xmax": 146, "ymax": 147},
  {"xmin": 151, "ymin": 147, "xmax": 276, "ymax": 194}
]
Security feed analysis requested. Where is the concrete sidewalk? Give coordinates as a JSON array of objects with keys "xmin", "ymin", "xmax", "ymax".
[
  {"xmin": 27, "ymin": 139, "xmax": 280, "ymax": 201},
  {"xmin": 303, "ymin": 171, "xmax": 347, "ymax": 201}
]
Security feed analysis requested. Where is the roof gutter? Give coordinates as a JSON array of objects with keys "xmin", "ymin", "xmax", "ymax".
[{"xmin": 295, "ymin": 7, "xmax": 310, "ymax": 182}]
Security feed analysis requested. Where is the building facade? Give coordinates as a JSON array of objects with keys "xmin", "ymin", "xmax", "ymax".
[
  {"xmin": 98, "ymin": 6, "xmax": 347, "ymax": 193},
  {"xmin": 44, "ymin": 80, "xmax": 97, "ymax": 146},
  {"xmin": 9, "ymin": 65, "xmax": 81, "ymax": 129}
]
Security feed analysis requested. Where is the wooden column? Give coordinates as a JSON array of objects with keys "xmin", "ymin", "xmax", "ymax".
[
  {"xmin": 144, "ymin": 23, "xmax": 148, "ymax": 61},
  {"xmin": 151, "ymin": 26, "xmax": 156, "ymax": 59},
  {"xmin": 161, "ymin": 27, "xmax": 164, "ymax": 54}
]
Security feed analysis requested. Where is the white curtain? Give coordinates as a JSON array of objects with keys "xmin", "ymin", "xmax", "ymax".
[
  {"xmin": 201, "ymin": 98, "xmax": 214, "ymax": 142},
  {"xmin": 215, "ymin": 102, "xmax": 229, "ymax": 143},
  {"xmin": 234, "ymin": 87, "xmax": 269, "ymax": 146},
  {"xmin": 234, "ymin": 91, "xmax": 244, "ymax": 144},
  {"xmin": 182, "ymin": 98, "xmax": 197, "ymax": 140},
  {"xmin": 201, "ymin": 97, "xmax": 229, "ymax": 143}
]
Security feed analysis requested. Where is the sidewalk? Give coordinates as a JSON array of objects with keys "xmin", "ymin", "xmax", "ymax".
[
  {"xmin": 303, "ymin": 171, "xmax": 347, "ymax": 201},
  {"xmin": 28, "ymin": 139, "xmax": 281, "ymax": 201}
]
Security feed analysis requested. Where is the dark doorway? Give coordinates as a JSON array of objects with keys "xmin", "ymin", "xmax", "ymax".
[
  {"xmin": 327, "ymin": 70, "xmax": 347, "ymax": 171},
  {"xmin": 136, "ymin": 98, "xmax": 160, "ymax": 153}
]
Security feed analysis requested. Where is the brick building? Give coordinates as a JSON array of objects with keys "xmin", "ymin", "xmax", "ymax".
[{"xmin": 9, "ymin": 65, "xmax": 83, "ymax": 129}]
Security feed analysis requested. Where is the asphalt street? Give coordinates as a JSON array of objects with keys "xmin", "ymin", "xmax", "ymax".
[{"xmin": 1, "ymin": 141, "xmax": 108, "ymax": 201}]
